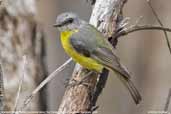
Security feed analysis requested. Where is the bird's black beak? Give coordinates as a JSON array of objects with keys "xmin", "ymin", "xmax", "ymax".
[{"xmin": 53, "ymin": 23, "xmax": 61, "ymax": 27}]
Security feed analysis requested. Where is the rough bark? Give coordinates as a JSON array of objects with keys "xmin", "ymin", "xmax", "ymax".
[
  {"xmin": 58, "ymin": 0, "xmax": 127, "ymax": 113},
  {"xmin": 0, "ymin": 0, "xmax": 47, "ymax": 111}
]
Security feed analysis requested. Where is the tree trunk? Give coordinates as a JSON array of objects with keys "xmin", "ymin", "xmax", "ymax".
[
  {"xmin": 0, "ymin": 0, "xmax": 47, "ymax": 111},
  {"xmin": 58, "ymin": 0, "xmax": 127, "ymax": 113}
]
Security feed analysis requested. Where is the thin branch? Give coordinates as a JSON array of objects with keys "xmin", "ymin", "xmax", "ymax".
[
  {"xmin": 20, "ymin": 58, "xmax": 72, "ymax": 110},
  {"xmin": 0, "ymin": 64, "xmax": 4, "ymax": 111},
  {"xmin": 147, "ymin": 0, "xmax": 171, "ymax": 54},
  {"xmin": 114, "ymin": 25, "xmax": 171, "ymax": 39},
  {"xmin": 13, "ymin": 56, "xmax": 27, "ymax": 112},
  {"xmin": 164, "ymin": 88, "xmax": 171, "ymax": 111}
]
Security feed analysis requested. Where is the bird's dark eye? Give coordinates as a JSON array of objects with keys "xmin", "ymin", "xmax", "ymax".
[
  {"xmin": 59, "ymin": 18, "xmax": 74, "ymax": 26},
  {"xmin": 67, "ymin": 18, "xmax": 74, "ymax": 23}
]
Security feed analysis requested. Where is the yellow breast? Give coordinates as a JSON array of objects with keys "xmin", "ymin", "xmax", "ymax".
[{"xmin": 60, "ymin": 30, "xmax": 103, "ymax": 72}]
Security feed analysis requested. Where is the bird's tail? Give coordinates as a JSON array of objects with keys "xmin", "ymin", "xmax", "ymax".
[
  {"xmin": 118, "ymin": 75, "xmax": 142, "ymax": 104},
  {"xmin": 110, "ymin": 65, "xmax": 142, "ymax": 104}
]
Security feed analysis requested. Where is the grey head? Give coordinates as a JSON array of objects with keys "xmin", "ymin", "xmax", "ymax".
[{"xmin": 54, "ymin": 12, "xmax": 86, "ymax": 32}]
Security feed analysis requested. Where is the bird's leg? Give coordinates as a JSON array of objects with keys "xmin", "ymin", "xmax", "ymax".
[
  {"xmin": 77, "ymin": 71, "xmax": 94, "ymax": 85},
  {"xmin": 68, "ymin": 71, "xmax": 94, "ymax": 88}
]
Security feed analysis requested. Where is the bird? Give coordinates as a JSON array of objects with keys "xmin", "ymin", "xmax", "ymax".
[{"xmin": 54, "ymin": 12, "xmax": 142, "ymax": 104}]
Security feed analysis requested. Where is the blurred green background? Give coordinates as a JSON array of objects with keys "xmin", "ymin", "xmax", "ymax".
[{"xmin": 36, "ymin": 0, "xmax": 171, "ymax": 114}]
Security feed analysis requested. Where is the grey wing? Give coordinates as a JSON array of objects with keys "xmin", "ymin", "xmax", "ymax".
[{"xmin": 91, "ymin": 47, "xmax": 130, "ymax": 79}]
